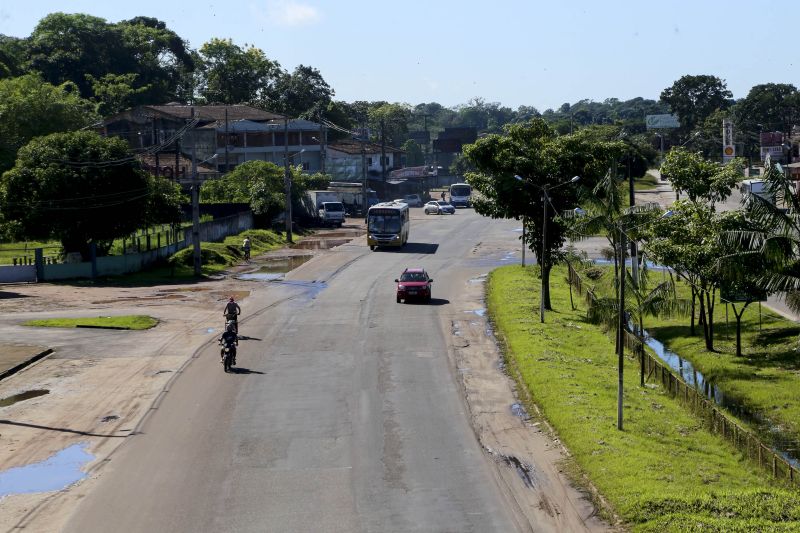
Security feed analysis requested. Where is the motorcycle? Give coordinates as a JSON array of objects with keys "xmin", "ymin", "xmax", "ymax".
[
  {"xmin": 224, "ymin": 314, "xmax": 238, "ymax": 335},
  {"xmin": 220, "ymin": 338, "xmax": 237, "ymax": 372}
]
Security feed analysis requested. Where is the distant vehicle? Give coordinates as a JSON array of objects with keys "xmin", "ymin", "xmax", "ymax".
[
  {"xmin": 449, "ymin": 183, "xmax": 472, "ymax": 208},
  {"xmin": 740, "ymin": 179, "xmax": 774, "ymax": 205},
  {"xmin": 367, "ymin": 201, "xmax": 410, "ymax": 250},
  {"xmin": 328, "ymin": 182, "xmax": 378, "ymax": 214},
  {"xmin": 424, "ymin": 201, "xmax": 455, "ymax": 215},
  {"xmin": 319, "ymin": 201, "xmax": 345, "ymax": 227},
  {"xmin": 395, "ymin": 268, "xmax": 433, "ymax": 303},
  {"xmin": 403, "ymin": 194, "xmax": 423, "ymax": 207}
]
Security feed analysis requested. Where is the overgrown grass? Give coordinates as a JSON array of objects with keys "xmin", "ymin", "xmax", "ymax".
[
  {"xmin": 24, "ymin": 315, "xmax": 158, "ymax": 330},
  {"xmin": 488, "ymin": 264, "xmax": 800, "ymax": 530},
  {"xmin": 634, "ymin": 171, "xmax": 661, "ymax": 192},
  {"xmin": 168, "ymin": 228, "xmax": 294, "ymax": 273}
]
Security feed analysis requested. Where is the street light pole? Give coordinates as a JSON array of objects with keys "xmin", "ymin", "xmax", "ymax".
[
  {"xmin": 515, "ymin": 175, "xmax": 580, "ymax": 323},
  {"xmin": 540, "ymin": 188, "xmax": 549, "ymax": 322},
  {"xmin": 617, "ymin": 226, "xmax": 626, "ymax": 430},
  {"xmin": 284, "ymin": 118, "xmax": 293, "ymax": 244}
]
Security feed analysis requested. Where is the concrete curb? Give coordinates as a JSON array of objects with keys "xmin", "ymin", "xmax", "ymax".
[{"xmin": 0, "ymin": 348, "xmax": 54, "ymax": 382}]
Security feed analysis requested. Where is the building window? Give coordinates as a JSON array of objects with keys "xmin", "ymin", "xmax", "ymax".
[
  {"xmin": 301, "ymin": 132, "xmax": 318, "ymax": 145},
  {"xmin": 302, "ymin": 162, "xmax": 310, "ymax": 170},
  {"xmin": 367, "ymin": 157, "xmax": 373, "ymax": 166}
]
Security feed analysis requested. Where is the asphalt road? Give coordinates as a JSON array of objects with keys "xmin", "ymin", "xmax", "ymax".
[{"xmin": 64, "ymin": 210, "xmax": 529, "ymax": 532}]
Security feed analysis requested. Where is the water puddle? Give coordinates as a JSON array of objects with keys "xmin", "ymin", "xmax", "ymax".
[
  {"xmin": 468, "ymin": 252, "xmax": 521, "ymax": 268},
  {"xmin": 643, "ymin": 330, "xmax": 800, "ymax": 466},
  {"xmin": 468, "ymin": 274, "xmax": 488, "ymax": 284},
  {"xmin": 292, "ymin": 238, "xmax": 350, "ymax": 250},
  {"xmin": 0, "ymin": 443, "xmax": 93, "ymax": 497},
  {"xmin": 206, "ymin": 327, "xmax": 216, "ymax": 334},
  {"xmin": 0, "ymin": 389, "xmax": 49, "ymax": 407},
  {"xmin": 472, "ymin": 308, "xmax": 486, "ymax": 317},
  {"xmin": 238, "ymin": 272, "xmax": 284, "ymax": 282},
  {"xmin": 257, "ymin": 255, "xmax": 313, "ymax": 273}
]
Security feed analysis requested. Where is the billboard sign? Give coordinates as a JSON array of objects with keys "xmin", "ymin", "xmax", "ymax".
[
  {"xmin": 722, "ymin": 119, "xmax": 735, "ymax": 162},
  {"xmin": 645, "ymin": 114, "xmax": 680, "ymax": 129}
]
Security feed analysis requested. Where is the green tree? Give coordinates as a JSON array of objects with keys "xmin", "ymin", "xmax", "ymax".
[
  {"xmin": 26, "ymin": 13, "xmax": 193, "ymax": 104},
  {"xmin": 660, "ymin": 147, "xmax": 743, "ymax": 207},
  {"xmin": 196, "ymin": 38, "xmax": 281, "ymax": 105},
  {"xmin": 268, "ymin": 65, "xmax": 334, "ymax": 119},
  {"xmin": 368, "ymin": 103, "xmax": 411, "ymax": 146},
  {"xmin": 0, "ymin": 35, "xmax": 26, "ymax": 79},
  {"xmin": 0, "ymin": 131, "xmax": 181, "ymax": 259},
  {"xmin": 201, "ymin": 161, "xmax": 329, "ymax": 221},
  {"xmin": 660, "ymin": 74, "xmax": 732, "ymax": 134},
  {"xmin": 402, "ymin": 140, "xmax": 425, "ymax": 167},
  {"xmin": 735, "ymin": 83, "xmax": 799, "ymax": 135},
  {"xmin": 464, "ymin": 119, "xmax": 620, "ymax": 310},
  {"xmin": 0, "ymin": 74, "xmax": 97, "ymax": 173}
]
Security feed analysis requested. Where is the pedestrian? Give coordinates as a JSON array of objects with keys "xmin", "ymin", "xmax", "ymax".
[{"xmin": 440, "ymin": 190, "xmax": 446, "ymax": 202}]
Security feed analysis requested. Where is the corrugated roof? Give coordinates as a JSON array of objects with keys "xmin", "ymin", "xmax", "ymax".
[
  {"xmin": 145, "ymin": 104, "xmax": 286, "ymax": 122},
  {"xmin": 328, "ymin": 139, "xmax": 403, "ymax": 155}
]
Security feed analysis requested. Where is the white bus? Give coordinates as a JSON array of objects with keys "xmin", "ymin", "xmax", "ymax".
[
  {"xmin": 449, "ymin": 183, "xmax": 472, "ymax": 208},
  {"xmin": 367, "ymin": 201, "xmax": 410, "ymax": 250}
]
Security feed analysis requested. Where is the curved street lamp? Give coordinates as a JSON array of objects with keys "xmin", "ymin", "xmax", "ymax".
[{"xmin": 515, "ymin": 175, "xmax": 580, "ymax": 322}]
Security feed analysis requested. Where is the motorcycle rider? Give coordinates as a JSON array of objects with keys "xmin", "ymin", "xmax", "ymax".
[
  {"xmin": 223, "ymin": 296, "xmax": 241, "ymax": 334},
  {"xmin": 219, "ymin": 323, "xmax": 238, "ymax": 365}
]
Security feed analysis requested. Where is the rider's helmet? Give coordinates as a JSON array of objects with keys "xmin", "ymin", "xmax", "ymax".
[{"xmin": 229, "ymin": 296, "xmax": 235, "ymax": 302}]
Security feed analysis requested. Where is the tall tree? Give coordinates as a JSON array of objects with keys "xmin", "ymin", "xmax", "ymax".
[
  {"xmin": 268, "ymin": 64, "xmax": 334, "ymax": 119},
  {"xmin": 196, "ymin": 38, "xmax": 281, "ymax": 105},
  {"xmin": 464, "ymin": 119, "xmax": 620, "ymax": 309},
  {"xmin": 660, "ymin": 75, "xmax": 732, "ymax": 134},
  {"xmin": 734, "ymin": 83, "xmax": 800, "ymax": 136},
  {"xmin": 0, "ymin": 131, "xmax": 181, "ymax": 259},
  {"xmin": 26, "ymin": 13, "xmax": 193, "ymax": 105},
  {"xmin": 0, "ymin": 74, "xmax": 97, "ymax": 173}
]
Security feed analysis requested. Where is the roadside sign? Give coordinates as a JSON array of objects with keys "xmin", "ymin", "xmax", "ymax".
[
  {"xmin": 723, "ymin": 119, "xmax": 735, "ymax": 163},
  {"xmin": 721, "ymin": 287, "xmax": 767, "ymax": 303},
  {"xmin": 646, "ymin": 114, "xmax": 680, "ymax": 129}
]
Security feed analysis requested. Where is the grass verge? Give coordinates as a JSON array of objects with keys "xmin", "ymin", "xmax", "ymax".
[
  {"xmin": 488, "ymin": 264, "xmax": 800, "ymax": 530},
  {"xmin": 24, "ymin": 315, "xmax": 158, "ymax": 330}
]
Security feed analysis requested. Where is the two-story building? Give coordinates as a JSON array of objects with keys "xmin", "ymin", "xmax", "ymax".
[
  {"xmin": 101, "ymin": 104, "xmax": 326, "ymax": 178},
  {"xmin": 326, "ymin": 139, "xmax": 403, "ymax": 199}
]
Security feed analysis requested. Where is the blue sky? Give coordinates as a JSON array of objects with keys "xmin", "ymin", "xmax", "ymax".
[{"xmin": 1, "ymin": 1, "xmax": 797, "ymax": 111}]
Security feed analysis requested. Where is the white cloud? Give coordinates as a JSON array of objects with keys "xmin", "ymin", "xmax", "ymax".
[{"xmin": 255, "ymin": 0, "xmax": 321, "ymax": 27}]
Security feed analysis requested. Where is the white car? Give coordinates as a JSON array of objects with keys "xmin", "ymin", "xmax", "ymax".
[
  {"xmin": 424, "ymin": 201, "xmax": 455, "ymax": 215},
  {"xmin": 403, "ymin": 194, "xmax": 423, "ymax": 207}
]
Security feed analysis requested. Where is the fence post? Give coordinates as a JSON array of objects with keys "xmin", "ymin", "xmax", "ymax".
[
  {"xmin": 90, "ymin": 242, "xmax": 97, "ymax": 279},
  {"xmin": 35, "ymin": 248, "xmax": 44, "ymax": 282}
]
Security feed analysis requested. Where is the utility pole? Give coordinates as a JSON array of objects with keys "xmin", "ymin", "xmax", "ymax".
[
  {"xmin": 361, "ymin": 136, "xmax": 368, "ymax": 220},
  {"xmin": 320, "ymin": 124, "xmax": 327, "ymax": 174},
  {"xmin": 190, "ymin": 108, "xmax": 201, "ymax": 276},
  {"xmin": 380, "ymin": 118, "xmax": 387, "ymax": 186},
  {"xmin": 284, "ymin": 118, "xmax": 293, "ymax": 243},
  {"xmin": 225, "ymin": 108, "xmax": 229, "ymax": 173},
  {"xmin": 617, "ymin": 227, "xmax": 627, "ymax": 430}
]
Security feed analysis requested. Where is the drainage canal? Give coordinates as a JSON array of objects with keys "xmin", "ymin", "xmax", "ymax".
[{"xmin": 643, "ymin": 330, "xmax": 800, "ymax": 467}]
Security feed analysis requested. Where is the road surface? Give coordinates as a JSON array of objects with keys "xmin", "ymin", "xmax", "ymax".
[{"xmin": 58, "ymin": 210, "xmax": 601, "ymax": 532}]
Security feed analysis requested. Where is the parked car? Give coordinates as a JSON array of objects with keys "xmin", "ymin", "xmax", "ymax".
[
  {"xmin": 395, "ymin": 268, "xmax": 433, "ymax": 303},
  {"xmin": 403, "ymin": 194, "xmax": 423, "ymax": 207}
]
